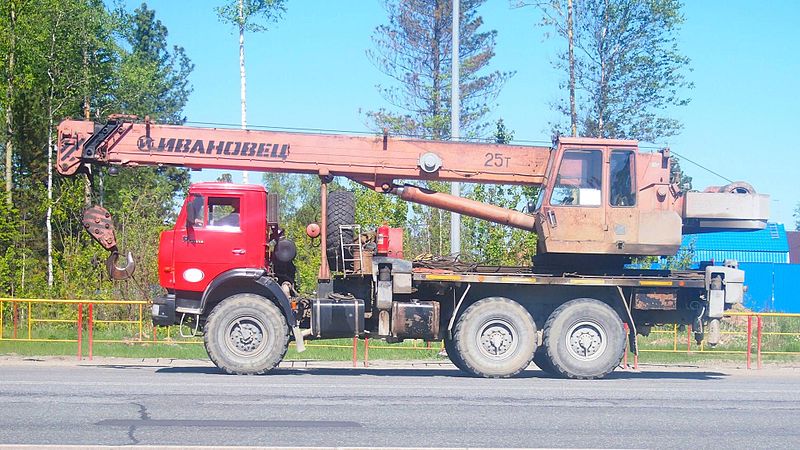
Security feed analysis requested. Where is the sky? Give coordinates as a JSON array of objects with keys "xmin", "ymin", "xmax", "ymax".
[{"xmin": 122, "ymin": 1, "xmax": 799, "ymax": 226}]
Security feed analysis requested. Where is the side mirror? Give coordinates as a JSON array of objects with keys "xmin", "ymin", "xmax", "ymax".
[
  {"xmin": 186, "ymin": 195, "xmax": 203, "ymax": 229},
  {"xmin": 526, "ymin": 201, "xmax": 535, "ymax": 214}
]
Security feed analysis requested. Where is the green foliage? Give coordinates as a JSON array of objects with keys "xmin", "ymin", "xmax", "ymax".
[
  {"xmin": 0, "ymin": 201, "xmax": 21, "ymax": 294},
  {"xmin": 463, "ymin": 183, "xmax": 537, "ymax": 265},
  {"xmin": 669, "ymin": 156, "xmax": 692, "ymax": 191},
  {"xmin": 794, "ymin": 202, "xmax": 799, "ymax": 231},
  {"xmin": 0, "ymin": 0, "xmax": 193, "ymax": 311},
  {"xmin": 494, "ymin": 118, "xmax": 514, "ymax": 144},
  {"xmin": 537, "ymin": 0, "xmax": 692, "ymax": 142},
  {"xmin": 216, "ymin": 0, "xmax": 287, "ymax": 33},
  {"xmin": 114, "ymin": 3, "xmax": 194, "ymax": 123},
  {"xmin": 367, "ymin": 0, "xmax": 512, "ymax": 139},
  {"xmin": 367, "ymin": 3, "xmax": 521, "ymax": 261},
  {"xmin": 353, "ymin": 187, "xmax": 407, "ymax": 230}
]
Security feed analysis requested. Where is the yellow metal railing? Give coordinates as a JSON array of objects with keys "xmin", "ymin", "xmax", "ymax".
[{"xmin": 1, "ymin": 297, "xmax": 799, "ymax": 369}]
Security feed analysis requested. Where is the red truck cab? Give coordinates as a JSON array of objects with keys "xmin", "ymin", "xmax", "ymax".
[{"xmin": 153, "ymin": 183, "xmax": 289, "ymax": 326}]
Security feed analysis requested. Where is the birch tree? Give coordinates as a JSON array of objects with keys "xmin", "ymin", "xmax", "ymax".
[
  {"xmin": 526, "ymin": 0, "xmax": 692, "ymax": 142},
  {"xmin": 515, "ymin": 0, "xmax": 578, "ymax": 136},
  {"xmin": 368, "ymin": 0, "xmax": 512, "ymax": 257},
  {"xmin": 368, "ymin": 0, "xmax": 511, "ymax": 139},
  {"xmin": 216, "ymin": 0, "xmax": 286, "ymax": 182}
]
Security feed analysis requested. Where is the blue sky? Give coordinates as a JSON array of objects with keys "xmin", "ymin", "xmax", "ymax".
[{"xmin": 124, "ymin": 1, "xmax": 798, "ymax": 226}]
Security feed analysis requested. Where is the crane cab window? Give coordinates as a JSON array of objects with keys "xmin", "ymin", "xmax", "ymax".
[
  {"xmin": 550, "ymin": 150, "xmax": 602, "ymax": 206},
  {"xmin": 610, "ymin": 150, "xmax": 636, "ymax": 207},
  {"xmin": 208, "ymin": 197, "xmax": 241, "ymax": 229}
]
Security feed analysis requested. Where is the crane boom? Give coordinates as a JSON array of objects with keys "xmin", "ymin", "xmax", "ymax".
[{"xmin": 57, "ymin": 119, "xmax": 551, "ymax": 186}]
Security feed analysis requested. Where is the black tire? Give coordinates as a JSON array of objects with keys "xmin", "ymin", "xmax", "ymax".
[
  {"xmin": 532, "ymin": 348, "xmax": 556, "ymax": 375},
  {"xmin": 326, "ymin": 190, "xmax": 355, "ymax": 272},
  {"xmin": 444, "ymin": 334, "xmax": 468, "ymax": 372},
  {"xmin": 453, "ymin": 297, "xmax": 536, "ymax": 378},
  {"xmin": 719, "ymin": 181, "xmax": 755, "ymax": 194},
  {"xmin": 542, "ymin": 298, "xmax": 626, "ymax": 380},
  {"xmin": 203, "ymin": 293, "xmax": 289, "ymax": 375}
]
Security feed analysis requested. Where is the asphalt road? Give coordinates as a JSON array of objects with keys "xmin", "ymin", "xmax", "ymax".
[{"xmin": 1, "ymin": 358, "xmax": 799, "ymax": 449}]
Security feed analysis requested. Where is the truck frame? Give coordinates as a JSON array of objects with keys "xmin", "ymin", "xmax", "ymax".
[{"xmin": 57, "ymin": 117, "xmax": 769, "ymax": 379}]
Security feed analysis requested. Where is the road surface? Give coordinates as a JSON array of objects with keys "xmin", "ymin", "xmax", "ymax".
[{"xmin": 1, "ymin": 357, "xmax": 799, "ymax": 449}]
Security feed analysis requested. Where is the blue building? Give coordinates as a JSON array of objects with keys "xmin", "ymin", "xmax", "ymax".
[
  {"xmin": 684, "ymin": 223, "xmax": 789, "ymax": 265},
  {"xmin": 681, "ymin": 223, "xmax": 797, "ymax": 312}
]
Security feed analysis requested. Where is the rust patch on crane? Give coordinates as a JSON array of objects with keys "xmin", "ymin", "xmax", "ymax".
[{"xmin": 634, "ymin": 288, "xmax": 677, "ymax": 310}]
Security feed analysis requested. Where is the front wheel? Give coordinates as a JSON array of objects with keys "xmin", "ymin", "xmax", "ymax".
[
  {"xmin": 204, "ymin": 294, "xmax": 289, "ymax": 375},
  {"xmin": 541, "ymin": 298, "xmax": 626, "ymax": 379},
  {"xmin": 453, "ymin": 297, "xmax": 536, "ymax": 378}
]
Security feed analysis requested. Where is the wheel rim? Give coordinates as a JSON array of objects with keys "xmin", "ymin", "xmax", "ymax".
[
  {"xmin": 565, "ymin": 320, "xmax": 607, "ymax": 361},
  {"xmin": 476, "ymin": 319, "xmax": 518, "ymax": 360},
  {"xmin": 225, "ymin": 315, "xmax": 269, "ymax": 357}
]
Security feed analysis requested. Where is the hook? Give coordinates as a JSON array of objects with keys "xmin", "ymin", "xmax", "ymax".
[{"xmin": 107, "ymin": 250, "xmax": 136, "ymax": 280}]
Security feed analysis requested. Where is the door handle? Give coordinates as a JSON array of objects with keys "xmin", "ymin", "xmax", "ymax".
[
  {"xmin": 232, "ymin": 249, "xmax": 246, "ymax": 255},
  {"xmin": 546, "ymin": 209, "xmax": 558, "ymax": 228}
]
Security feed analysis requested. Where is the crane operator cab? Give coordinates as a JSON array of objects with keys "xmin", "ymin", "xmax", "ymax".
[{"xmin": 533, "ymin": 137, "xmax": 769, "ymax": 265}]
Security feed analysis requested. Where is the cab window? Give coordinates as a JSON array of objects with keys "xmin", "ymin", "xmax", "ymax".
[
  {"xmin": 550, "ymin": 150, "xmax": 602, "ymax": 206},
  {"xmin": 610, "ymin": 150, "xmax": 636, "ymax": 207},
  {"xmin": 208, "ymin": 197, "xmax": 241, "ymax": 229}
]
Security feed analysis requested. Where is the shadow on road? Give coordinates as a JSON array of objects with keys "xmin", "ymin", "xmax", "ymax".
[{"xmin": 152, "ymin": 365, "xmax": 729, "ymax": 380}]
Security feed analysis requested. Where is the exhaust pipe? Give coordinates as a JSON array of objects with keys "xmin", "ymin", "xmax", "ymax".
[{"xmin": 392, "ymin": 185, "xmax": 536, "ymax": 231}]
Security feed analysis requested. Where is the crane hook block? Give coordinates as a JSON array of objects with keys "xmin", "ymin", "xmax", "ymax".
[{"xmin": 82, "ymin": 205, "xmax": 136, "ymax": 280}]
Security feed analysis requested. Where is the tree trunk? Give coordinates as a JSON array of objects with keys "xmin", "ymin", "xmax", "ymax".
[
  {"xmin": 46, "ymin": 12, "xmax": 63, "ymax": 288},
  {"xmin": 46, "ymin": 127, "xmax": 54, "ymax": 287},
  {"xmin": 238, "ymin": 0, "xmax": 249, "ymax": 184},
  {"xmin": 567, "ymin": 0, "xmax": 577, "ymax": 137},
  {"xmin": 597, "ymin": 0, "xmax": 609, "ymax": 138},
  {"xmin": 82, "ymin": 25, "xmax": 92, "ymax": 206},
  {"xmin": 5, "ymin": 0, "xmax": 17, "ymax": 206},
  {"xmin": 83, "ymin": 43, "xmax": 90, "ymax": 120}
]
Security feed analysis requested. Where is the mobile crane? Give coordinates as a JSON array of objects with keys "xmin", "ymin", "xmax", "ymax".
[{"xmin": 57, "ymin": 117, "xmax": 769, "ymax": 379}]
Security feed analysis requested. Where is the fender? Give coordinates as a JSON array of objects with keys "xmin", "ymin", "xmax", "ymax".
[{"xmin": 200, "ymin": 268, "xmax": 295, "ymax": 322}]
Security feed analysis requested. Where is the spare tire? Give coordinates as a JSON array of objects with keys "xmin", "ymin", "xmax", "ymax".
[
  {"xmin": 326, "ymin": 190, "xmax": 355, "ymax": 272},
  {"xmin": 719, "ymin": 181, "xmax": 755, "ymax": 194}
]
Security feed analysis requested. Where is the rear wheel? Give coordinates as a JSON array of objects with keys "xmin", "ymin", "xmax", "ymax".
[
  {"xmin": 326, "ymin": 190, "xmax": 355, "ymax": 272},
  {"xmin": 204, "ymin": 294, "xmax": 289, "ymax": 375},
  {"xmin": 453, "ymin": 297, "xmax": 536, "ymax": 378},
  {"xmin": 532, "ymin": 348, "xmax": 556, "ymax": 375},
  {"xmin": 542, "ymin": 298, "xmax": 625, "ymax": 379}
]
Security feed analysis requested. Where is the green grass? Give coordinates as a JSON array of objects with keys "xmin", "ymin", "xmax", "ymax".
[
  {"xmin": 0, "ymin": 320, "xmax": 444, "ymax": 361},
  {"xmin": 3, "ymin": 318, "xmax": 799, "ymax": 366},
  {"xmin": 0, "ymin": 338, "xmax": 443, "ymax": 361}
]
